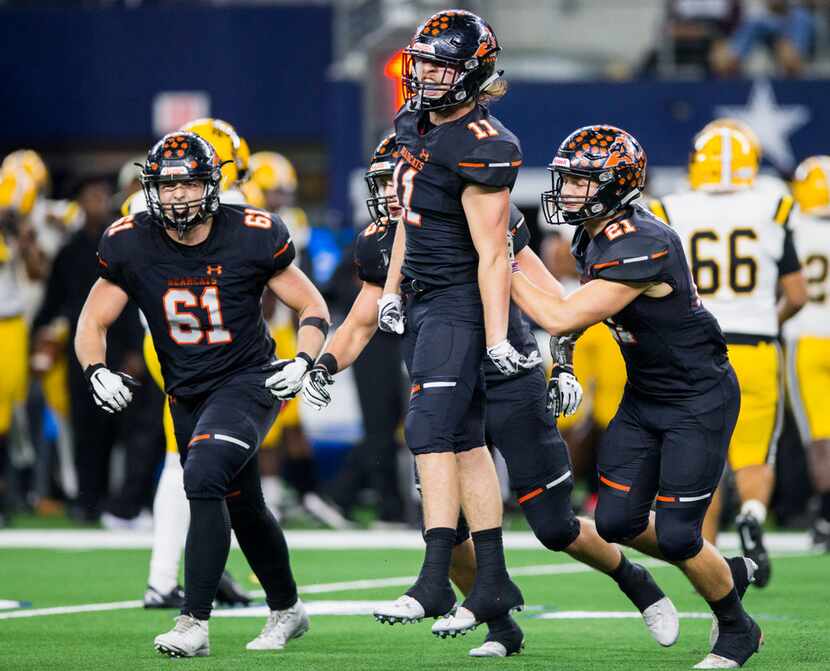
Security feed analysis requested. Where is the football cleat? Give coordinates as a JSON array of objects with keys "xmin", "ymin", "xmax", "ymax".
[
  {"xmin": 710, "ymin": 557, "xmax": 758, "ymax": 648},
  {"xmin": 810, "ymin": 517, "xmax": 830, "ymax": 552},
  {"xmin": 736, "ymin": 513, "xmax": 770, "ymax": 588},
  {"xmin": 696, "ymin": 616, "xmax": 763, "ymax": 669},
  {"xmin": 468, "ymin": 639, "xmax": 525, "ymax": 657},
  {"xmin": 435, "ymin": 576, "xmax": 523, "ymax": 637},
  {"xmin": 373, "ymin": 595, "xmax": 428, "ymax": 625},
  {"xmin": 216, "ymin": 570, "xmax": 251, "ymax": 607},
  {"xmin": 154, "ymin": 614, "xmax": 210, "ymax": 658},
  {"xmin": 642, "ymin": 596, "xmax": 680, "ymax": 647},
  {"xmin": 246, "ymin": 599, "xmax": 310, "ymax": 651},
  {"xmin": 143, "ymin": 584, "xmax": 185, "ymax": 609},
  {"xmin": 301, "ymin": 492, "xmax": 354, "ymax": 530}
]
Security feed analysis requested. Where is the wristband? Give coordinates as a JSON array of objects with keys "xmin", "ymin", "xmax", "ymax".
[
  {"xmin": 317, "ymin": 352, "xmax": 339, "ymax": 375},
  {"xmin": 296, "ymin": 352, "xmax": 314, "ymax": 368},
  {"xmin": 299, "ymin": 316, "xmax": 330, "ymax": 338}
]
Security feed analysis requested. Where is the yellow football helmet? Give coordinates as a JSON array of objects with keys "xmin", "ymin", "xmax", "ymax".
[
  {"xmin": 0, "ymin": 167, "xmax": 37, "ymax": 217},
  {"xmin": 249, "ymin": 152, "xmax": 298, "ymax": 195},
  {"xmin": 180, "ymin": 118, "xmax": 249, "ymax": 191},
  {"xmin": 689, "ymin": 127, "xmax": 758, "ymax": 192},
  {"xmin": 697, "ymin": 118, "xmax": 763, "ymax": 160},
  {"xmin": 2, "ymin": 149, "xmax": 49, "ymax": 194},
  {"xmin": 240, "ymin": 180, "xmax": 267, "ymax": 209},
  {"xmin": 792, "ymin": 155, "xmax": 830, "ymax": 216}
]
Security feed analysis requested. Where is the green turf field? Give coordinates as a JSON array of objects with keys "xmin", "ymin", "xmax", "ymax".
[{"xmin": 0, "ymin": 543, "xmax": 827, "ymax": 670}]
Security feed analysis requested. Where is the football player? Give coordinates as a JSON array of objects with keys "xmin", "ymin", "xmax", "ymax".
[
  {"xmin": 788, "ymin": 156, "xmax": 830, "ymax": 551},
  {"xmin": 651, "ymin": 127, "xmax": 807, "ymax": 587},
  {"xmin": 75, "ymin": 133, "xmax": 329, "ymax": 657},
  {"xmin": 372, "ymin": 10, "xmax": 538, "ymax": 636},
  {"xmin": 303, "ymin": 133, "xmax": 679, "ymax": 656},
  {"xmin": 511, "ymin": 125, "xmax": 762, "ymax": 669}
]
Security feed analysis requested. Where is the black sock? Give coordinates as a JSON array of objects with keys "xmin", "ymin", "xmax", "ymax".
[
  {"xmin": 283, "ymin": 456, "xmax": 316, "ymax": 495},
  {"xmin": 231, "ymin": 504, "xmax": 298, "ymax": 611},
  {"xmin": 183, "ymin": 498, "xmax": 231, "ymax": 620},
  {"xmin": 471, "ymin": 528, "xmax": 508, "ymax": 581},
  {"xmin": 708, "ymin": 588, "xmax": 748, "ymax": 631},
  {"xmin": 820, "ymin": 492, "xmax": 830, "ymax": 521},
  {"xmin": 609, "ymin": 554, "xmax": 664, "ymax": 612},
  {"xmin": 726, "ymin": 556, "xmax": 751, "ymax": 598},
  {"xmin": 406, "ymin": 527, "xmax": 456, "ymax": 613}
]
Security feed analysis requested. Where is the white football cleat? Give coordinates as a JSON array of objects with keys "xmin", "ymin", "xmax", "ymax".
[
  {"xmin": 468, "ymin": 639, "xmax": 525, "ymax": 657},
  {"xmin": 693, "ymin": 653, "xmax": 741, "ymax": 669},
  {"xmin": 710, "ymin": 558, "xmax": 758, "ymax": 648},
  {"xmin": 432, "ymin": 606, "xmax": 479, "ymax": 638},
  {"xmin": 373, "ymin": 595, "xmax": 427, "ymax": 625},
  {"xmin": 246, "ymin": 599, "xmax": 310, "ymax": 650},
  {"xmin": 642, "ymin": 596, "xmax": 680, "ymax": 647},
  {"xmin": 154, "ymin": 614, "xmax": 210, "ymax": 658}
]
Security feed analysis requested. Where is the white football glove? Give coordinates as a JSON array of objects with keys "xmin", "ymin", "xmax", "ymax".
[
  {"xmin": 84, "ymin": 364, "xmax": 139, "ymax": 414},
  {"xmin": 302, "ymin": 364, "xmax": 335, "ymax": 411},
  {"xmin": 265, "ymin": 355, "xmax": 311, "ymax": 400},
  {"xmin": 486, "ymin": 339, "xmax": 542, "ymax": 376},
  {"xmin": 547, "ymin": 367, "xmax": 584, "ymax": 418},
  {"xmin": 377, "ymin": 293, "xmax": 405, "ymax": 335}
]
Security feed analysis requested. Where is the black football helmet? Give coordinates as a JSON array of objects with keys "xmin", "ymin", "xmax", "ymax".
[
  {"xmin": 365, "ymin": 132, "xmax": 400, "ymax": 223},
  {"xmin": 541, "ymin": 125, "xmax": 647, "ymax": 226},
  {"xmin": 402, "ymin": 9, "xmax": 501, "ymax": 111},
  {"xmin": 140, "ymin": 132, "xmax": 222, "ymax": 238}
]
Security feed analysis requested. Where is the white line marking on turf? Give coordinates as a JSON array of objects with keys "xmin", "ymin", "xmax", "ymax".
[
  {"xmin": 536, "ymin": 611, "xmax": 712, "ymax": 620},
  {"xmin": 0, "ymin": 529, "xmax": 813, "ymax": 552},
  {"xmin": 0, "ymin": 600, "xmax": 142, "ymax": 620}
]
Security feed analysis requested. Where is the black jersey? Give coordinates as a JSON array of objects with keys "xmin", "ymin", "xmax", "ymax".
[
  {"xmin": 97, "ymin": 205, "xmax": 295, "ymax": 397},
  {"xmin": 394, "ymin": 103, "xmax": 522, "ymax": 288},
  {"xmin": 354, "ymin": 219, "xmax": 397, "ymax": 286},
  {"xmin": 573, "ymin": 204, "xmax": 729, "ymax": 400}
]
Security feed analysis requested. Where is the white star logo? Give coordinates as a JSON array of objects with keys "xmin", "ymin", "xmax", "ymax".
[{"xmin": 716, "ymin": 79, "xmax": 810, "ymax": 172}]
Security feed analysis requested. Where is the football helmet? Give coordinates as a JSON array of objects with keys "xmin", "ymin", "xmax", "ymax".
[
  {"xmin": 0, "ymin": 166, "xmax": 37, "ymax": 217},
  {"xmin": 689, "ymin": 127, "xmax": 758, "ymax": 192},
  {"xmin": 541, "ymin": 125, "xmax": 647, "ymax": 226},
  {"xmin": 697, "ymin": 118, "xmax": 762, "ymax": 160},
  {"xmin": 140, "ymin": 132, "xmax": 222, "ymax": 238},
  {"xmin": 1, "ymin": 149, "xmax": 49, "ymax": 195},
  {"xmin": 240, "ymin": 180, "xmax": 267, "ymax": 209},
  {"xmin": 792, "ymin": 155, "xmax": 830, "ymax": 216},
  {"xmin": 402, "ymin": 9, "xmax": 501, "ymax": 111},
  {"xmin": 249, "ymin": 151, "xmax": 298, "ymax": 195},
  {"xmin": 365, "ymin": 132, "xmax": 400, "ymax": 223},
  {"xmin": 180, "ymin": 118, "xmax": 249, "ymax": 191}
]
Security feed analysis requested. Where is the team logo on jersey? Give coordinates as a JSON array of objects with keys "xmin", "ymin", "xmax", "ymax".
[
  {"xmin": 419, "ymin": 149, "xmax": 431, "ymax": 162},
  {"xmin": 400, "ymin": 145, "xmax": 429, "ymax": 171},
  {"xmin": 206, "ymin": 264, "xmax": 223, "ymax": 276}
]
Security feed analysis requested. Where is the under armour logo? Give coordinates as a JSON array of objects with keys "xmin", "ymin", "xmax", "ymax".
[
  {"xmin": 206, "ymin": 265, "xmax": 223, "ymax": 276},
  {"xmin": 419, "ymin": 149, "xmax": 430, "ymax": 162}
]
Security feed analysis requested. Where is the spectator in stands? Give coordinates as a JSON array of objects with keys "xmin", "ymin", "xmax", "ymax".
[
  {"xmin": 711, "ymin": 0, "xmax": 817, "ymax": 77},
  {"xmin": 640, "ymin": 0, "xmax": 743, "ymax": 77},
  {"xmin": 31, "ymin": 176, "xmax": 153, "ymax": 524}
]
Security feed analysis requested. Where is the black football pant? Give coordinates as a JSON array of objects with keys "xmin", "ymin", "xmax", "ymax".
[{"xmin": 171, "ymin": 367, "xmax": 297, "ymax": 620}]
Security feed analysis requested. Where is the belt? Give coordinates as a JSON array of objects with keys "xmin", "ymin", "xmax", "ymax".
[{"xmin": 401, "ymin": 278, "xmax": 437, "ymax": 295}]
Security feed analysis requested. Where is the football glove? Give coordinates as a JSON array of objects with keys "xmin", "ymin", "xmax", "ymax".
[
  {"xmin": 84, "ymin": 363, "xmax": 140, "ymax": 414},
  {"xmin": 377, "ymin": 293, "xmax": 405, "ymax": 335},
  {"xmin": 486, "ymin": 339, "xmax": 542, "ymax": 376},
  {"xmin": 302, "ymin": 364, "xmax": 335, "ymax": 411},
  {"xmin": 264, "ymin": 354, "xmax": 312, "ymax": 400},
  {"xmin": 547, "ymin": 366, "xmax": 583, "ymax": 417}
]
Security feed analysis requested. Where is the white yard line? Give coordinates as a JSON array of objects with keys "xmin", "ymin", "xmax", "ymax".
[{"xmin": 0, "ymin": 529, "xmax": 812, "ymax": 553}]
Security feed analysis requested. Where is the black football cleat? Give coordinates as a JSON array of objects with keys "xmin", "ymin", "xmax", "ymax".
[
  {"xmin": 736, "ymin": 514, "xmax": 770, "ymax": 588},
  {"xmin": 144, "ymin": 585, "xmax": 186, "ymax": 609},
  {"xmin": 469, "ymin": 616, "xmax": 525, "ymax": 657},
  {"xmin": 432, "ymin": 577, "xmax": 523, "ymax": 638},
  {"xmin": 215, "ymin": 570, "xmax": 251, "ymax": 607},
  {"xmin": 696, "ymin": 615, "xmax": 763, "ymax": 668}
]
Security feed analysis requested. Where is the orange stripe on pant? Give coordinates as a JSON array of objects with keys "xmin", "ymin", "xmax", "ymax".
[
  {"xmin": 599, "ymin": 475, "xmax": 631, "ymax": 492},
  {"xmin": 517, "ymin": 487, "xmax": 544, "ymax": 505},
  {"xmin": 188, "ymin": 433, "xmax": 211, "ymax": 447}
]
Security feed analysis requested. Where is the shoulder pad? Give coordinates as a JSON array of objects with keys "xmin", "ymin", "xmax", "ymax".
[
  {"xmin": 591, "ymin": 218, "xmax": 670, "ymax": 283},
  {"xmin": 456, "ymin": 140, "xmax": 522, "ymax": 188},
  {"xmin": 230, "ymin": 205, "xmax": 296, "ymax": 271},
  {"xmin": 509, "ymin": 204, "xmax": 531, "ymax": 254}
]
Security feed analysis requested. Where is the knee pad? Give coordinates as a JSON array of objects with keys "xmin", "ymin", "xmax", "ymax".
[
  {"xmin": 182, "ymin": 440, "xmax": 236, "ymax": 500},
  {"xmin": 656, "ymin": 503, "xmax": 706, "ymax": 562},
  {"xmin": 595, "ymin": 495, "xmax": 649, "ymax": 545},
  {"xmin": 518, "ymin": 476, "xmax": 580, "ymax": 551},
  {"xmin": 405, "ymin": 379, "xmax": 482, "ymax": 455}
]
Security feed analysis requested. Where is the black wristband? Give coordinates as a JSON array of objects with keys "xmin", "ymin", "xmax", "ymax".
[
  {"xmin": 317, "ymin": 352, "xmax": 339, "ymax": 375},
  {"xmin": 299, "ymin": 316, "xmax": 330, "ymax": 338},
  {"xmin": 83, "ymin": 363, "xmax": 106, "ymax": 381},
  {"xmin": 296, "ymin": 352, "xmax": 314, "ymax": 368}
]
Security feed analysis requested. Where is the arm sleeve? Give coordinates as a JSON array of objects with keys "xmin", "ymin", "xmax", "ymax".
[
  {"xmin": 268, "ymin": 213, "xmax": 296, "ymax": 274},
  {"xmin": 591, "ymin": 234, "xmax": 671, "ymax": 283},
  {"xmin": 777, "ymin": 224, "xmax": 801, "ymax": 276},
  {"xmin": 509, "ymin": 203, "xmax": 531, "ymax": 255},
  {"xmin": 456, "ymin": 140, "xmax": 522, "ymax": 189}
]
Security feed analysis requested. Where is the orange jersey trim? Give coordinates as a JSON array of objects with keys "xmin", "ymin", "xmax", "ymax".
[
  {"xmin": 273, "ymin": 241, "xmax": 291, "ymax": 258},
  {"xmin": 188, "ymin": 433, "xmax": 210, "ymax": 447}
]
